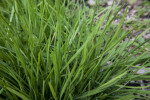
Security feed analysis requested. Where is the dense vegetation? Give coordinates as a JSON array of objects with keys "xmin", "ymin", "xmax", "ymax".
[{"xmin": 0, "ymin": 0, "xmax": 150, "ymax": 100}]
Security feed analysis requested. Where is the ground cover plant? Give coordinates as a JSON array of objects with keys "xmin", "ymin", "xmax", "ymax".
[{"xmin": 0, "ymin": 0, "xmax": 150, "ymax": 100}]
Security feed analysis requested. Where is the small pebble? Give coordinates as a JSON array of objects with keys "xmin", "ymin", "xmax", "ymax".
[
  {"xmin": 136, "ymin": 68, "xmax": 150, "ymax": 74},
  {"xmin": 107, "ymin": 0, "xmax": 113, "ymax": 6},
  {"xmin": 88, "ymin": 0, "xmax": 96, "ymax": 6}
]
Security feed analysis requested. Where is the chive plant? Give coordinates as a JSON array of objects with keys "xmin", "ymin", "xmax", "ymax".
[{"xmin": 0, "ymin": 0, "xmax": 150, "ymax": 100}]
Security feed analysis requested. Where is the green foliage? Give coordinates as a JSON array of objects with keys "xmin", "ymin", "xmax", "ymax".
[{"xmin": 0, "ymin": 0, "xmax": 150, "ymax": 100}]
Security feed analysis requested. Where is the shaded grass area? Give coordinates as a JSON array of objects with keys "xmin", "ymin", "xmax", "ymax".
[{"xmin": 0, "ymin": 0, "xmax": 150, "ymax": 100}]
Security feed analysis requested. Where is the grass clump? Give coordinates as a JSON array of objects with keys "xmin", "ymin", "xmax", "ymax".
[{"xmin": 0, "ymin": 0, "xmax": 150, "ymax": 100}]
